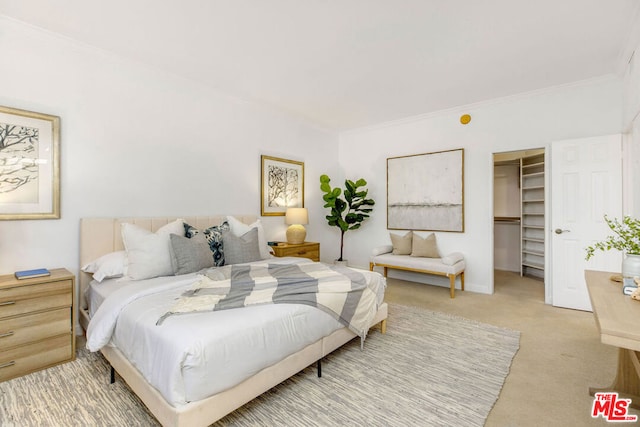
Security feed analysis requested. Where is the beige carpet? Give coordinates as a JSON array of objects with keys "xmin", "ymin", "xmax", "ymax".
[{"xmin": 0, "ymin": 304, "xmax": 519, "ymax": 426}]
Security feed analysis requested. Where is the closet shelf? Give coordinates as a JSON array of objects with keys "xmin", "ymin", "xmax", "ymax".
[
  {"xmin": 522, "ymin": 161, "xmax": 544, "ymax": 169},
  {"xmin": 523, "ymin": 237, "xmax": 545, "ymax": 243},
  {"xmin": 523, "ymin": 171, "xmax": 544, "ymax": 178},
  {"xmin": 523, "ymin": 249, "xmax": 545, "ymax": 256},
  {"xmin": 522, "ymin": 261, "xmax": 544, "ymax": 270},
  {"xmin": 520, "ymin": 152, "xmax": 545, "ymax": 279}
]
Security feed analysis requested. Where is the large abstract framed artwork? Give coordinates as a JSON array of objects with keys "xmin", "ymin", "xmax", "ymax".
[
  {"xmin": 0, "ymin": 106, "xmax": 60, "ymax": 220},
  {"xmin": 387, "ymin": 148, "xmax": 464, "ymax": 232},
  {"xmin": 261, "ymin": 155, "xmax": 304, "ymax": 216}
]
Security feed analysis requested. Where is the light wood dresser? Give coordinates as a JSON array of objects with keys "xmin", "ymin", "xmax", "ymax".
[
  {"xmin": 586, "ymin": 269, "xmax": 640, "ymax": 408},
  {"xmin": 0, "ymin": 268, "xmax": 75, "ymax": 382},
  {"xmin": 271, "ymin": 242, "xmax": 320, "ymax": 262}
]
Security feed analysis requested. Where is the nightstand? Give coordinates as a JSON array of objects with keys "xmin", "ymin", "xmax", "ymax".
[
  {"xmin": 0, "ymin": 268, "xmax": 75, "ymax": 382},
  {"xmin": 271, "ymin": 242, "xmax": 320, "ymax": 262}
]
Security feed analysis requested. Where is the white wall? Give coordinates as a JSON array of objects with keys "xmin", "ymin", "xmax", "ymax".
[
  {"xmin": 339, "ymin": 77, "xmax": 623, "ymax": 294},
  {"xmin": 622, "ymin": 24, "xmax": 640, "ymax": 218},
  {"xmin": 0, "ymin": 18, "xmax": 340, "ymax": 279}
]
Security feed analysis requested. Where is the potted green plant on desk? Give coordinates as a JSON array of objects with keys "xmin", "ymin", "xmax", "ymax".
[
  {"xmin": 320, "ymin": 174, "xmax": 375, "ymax": 265},
  {"xmin": 585, "ymin": 215, "xmax": 640, "ymax": 279}
]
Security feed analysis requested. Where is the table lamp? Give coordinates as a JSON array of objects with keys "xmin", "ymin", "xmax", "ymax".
[{"xmin": 285, "ymin": 208, "xmax": 308, "ymax": 244}]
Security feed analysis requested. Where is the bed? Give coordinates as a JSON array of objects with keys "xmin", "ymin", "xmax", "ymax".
[{"xmin": 79, "ymin": 215, "xmax": 388, "ymax": 427}]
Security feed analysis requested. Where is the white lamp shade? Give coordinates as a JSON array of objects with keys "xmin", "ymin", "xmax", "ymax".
[{"xmin": 285, "ymin": 208, "xmax": 308, "ymax": 225}]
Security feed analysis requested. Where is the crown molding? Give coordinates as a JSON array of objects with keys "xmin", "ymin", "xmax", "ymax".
[{"xmin": 341, "ymin": 74, "xmax": 620, "ymax": 136}]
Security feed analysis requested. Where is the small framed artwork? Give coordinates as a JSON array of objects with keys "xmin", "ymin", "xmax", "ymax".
[
  {"xmin": 387, "ymin": 148, "xmax": 464, "ymax": 232},
  {"xmin": 0, "ymin": 106, "xmax": 60, "ymax": 220},
  {"xmin": 261, "ymin": 155, "xmax": 304, "ymax": 216}
]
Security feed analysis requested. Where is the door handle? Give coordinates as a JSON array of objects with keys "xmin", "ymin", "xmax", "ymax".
[{"xmin": 554, "ymin": 228, "xmax": 570, "ymax": 234}]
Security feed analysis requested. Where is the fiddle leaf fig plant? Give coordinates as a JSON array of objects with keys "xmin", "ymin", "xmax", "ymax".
[{"xmin": 320, "ymin": 174, "xmax": 375, "ymax": 261}]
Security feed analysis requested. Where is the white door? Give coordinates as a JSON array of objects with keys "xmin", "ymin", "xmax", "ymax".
[{"xmin": 551, "ymin": 134, "xmax": 622, "ymax": 311}]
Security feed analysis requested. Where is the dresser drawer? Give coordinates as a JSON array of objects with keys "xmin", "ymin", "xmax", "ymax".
[
  {"xmin": 290, "ymin": 249, "xmax": 319, "ymax": 261},
  {"xmin": 0, "ymin": 308, "xmax": 70, "ymax": 348},
  {"xmin": 0, "ymin": 292, "xmax": 71, "ymax": 319},
  {"xmin": 0, "ymin": 334, "xmax": 72, "ymax": 381},
  {"xmin": 277, "ymin": 246, "xmax": 319, "ymax": 260},
  {"xmin": 0, "ymin": 279, "xmax": 72, "ymax": 302}
]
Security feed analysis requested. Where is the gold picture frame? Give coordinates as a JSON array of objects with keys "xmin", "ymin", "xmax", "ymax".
[
  {"xmin": 0, "ymin": 105, "xmax": 60, "ymax": 220},
  {"xmin": 261, "ymin": 155, "xmax": 304, "ymax": 216}
]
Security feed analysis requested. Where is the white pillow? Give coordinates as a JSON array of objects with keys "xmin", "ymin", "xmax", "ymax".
[
  {"xmin": 81, "ymin": 250, "xmax": 126, "ymax": 282},
  {"xmin": 226, "ymin": 216, "xmax": 271, "ymax": 259},
  {"xmin": 441, "ymin": 252, "xmax": 465, "ymax": 265},
  {"xmin": 121, "ymin": 219, "xmax": 184, "ymax": 280}
]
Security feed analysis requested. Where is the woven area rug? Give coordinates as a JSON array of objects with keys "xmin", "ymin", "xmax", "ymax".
[{"xmin": 0, "ymin": 304, "xmax": 519, "ymax": 427}]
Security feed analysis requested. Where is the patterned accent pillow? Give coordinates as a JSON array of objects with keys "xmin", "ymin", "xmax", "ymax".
[{"xmin": 183, "ymin": 221, "xmax": 230, "ymax": 266}]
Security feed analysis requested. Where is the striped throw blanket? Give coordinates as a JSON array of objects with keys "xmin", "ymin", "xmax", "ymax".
[{"xmin": 157, "ymin": 261, "xmax": 379, "ymax": 343}]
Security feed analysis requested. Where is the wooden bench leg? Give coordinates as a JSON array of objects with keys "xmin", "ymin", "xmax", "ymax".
[
  {"xmin": 461, "ymin": 271, "xmax": 465, "ymax": 291},
  {"xmin": 449, "ymin": 274, "xmax": 455, "ymax": 298},
  {"xmin": 369, "ymin": 263, "xmax": 388, "ymax": 277},
  {"xmin": 380, "ymin": 319, "xmax": 387, "ymax": 334}
]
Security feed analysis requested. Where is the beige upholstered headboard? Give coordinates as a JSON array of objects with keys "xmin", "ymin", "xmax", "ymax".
[{"xmin": 79, "ymin": 215, "xmax": 257, "ymax": 308}]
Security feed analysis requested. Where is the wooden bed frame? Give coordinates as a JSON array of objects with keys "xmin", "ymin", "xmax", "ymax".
[{"xmin": 79, "ymin": 215, "xmax": 388, "ymax": 427}]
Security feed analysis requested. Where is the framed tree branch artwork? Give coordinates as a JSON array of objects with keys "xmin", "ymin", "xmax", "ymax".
[
  {"xmin": 0, "ymin": 106, "xmax": 60, "ymax": 220},
  {"xmin": 261, "ymin": 155, "xmax": 304, "ymax": 216},
  {"xmin": 387, "ymin": 148, "xmax": 464, "ymax": 232}
]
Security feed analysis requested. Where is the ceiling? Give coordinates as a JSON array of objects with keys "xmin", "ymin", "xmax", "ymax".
[{"xmin": 1, "ymin": 0, "xmax": 638, "ymax": 131}]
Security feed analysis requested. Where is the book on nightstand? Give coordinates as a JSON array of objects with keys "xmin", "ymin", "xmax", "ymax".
[{"xmin": 15, "ymin": 268, "xmax": 51, "ymax": 280}]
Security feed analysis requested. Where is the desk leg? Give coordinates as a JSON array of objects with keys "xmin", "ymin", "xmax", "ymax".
[{"xmin": 590, "ymin": 348, "xmax": 640, "ymax": 409}]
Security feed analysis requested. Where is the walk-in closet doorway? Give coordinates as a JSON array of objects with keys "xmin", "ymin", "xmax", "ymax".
[{"xmin": 493, "ymin": 149, "xmax": 545, "ymax": 297}]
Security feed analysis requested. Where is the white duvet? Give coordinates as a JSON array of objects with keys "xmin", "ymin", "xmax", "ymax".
[{"xmin": 86, "ymin": 258, "xmax": 385, "ymax": 407}]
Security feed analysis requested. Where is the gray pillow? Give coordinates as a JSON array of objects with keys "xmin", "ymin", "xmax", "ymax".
[
  {"xmin": 170, "ymin": 233, "xmax": 215, "ymax": 275},
  {"xmin": 222, "ymin": 228, "xmax": 262, "ymax": 265}
]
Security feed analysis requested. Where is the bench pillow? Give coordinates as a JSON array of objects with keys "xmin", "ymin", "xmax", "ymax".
[
  {"xmin": 441, "ymin": 252, "xmax": 464, "ymax": 265},
  {"xmin": 390, "ymin": 231, "xmax": 413, "ymax": 255},
  {"xmin": 411, "ymin": 232, "xmax": 440, "ymax": 258}
]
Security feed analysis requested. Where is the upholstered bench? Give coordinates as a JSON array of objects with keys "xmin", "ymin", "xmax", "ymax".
[{"xmin": 369, "ymin": 244, "xmax": 465, "ymax": 298}]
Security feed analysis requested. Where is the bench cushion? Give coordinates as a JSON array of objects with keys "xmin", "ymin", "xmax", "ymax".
[{"xmin": 371, "ymin": 253, "xmax": 465, "ymax": 276}]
